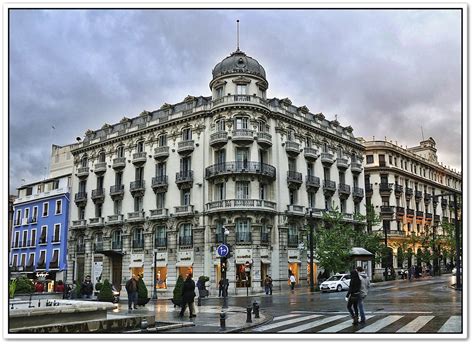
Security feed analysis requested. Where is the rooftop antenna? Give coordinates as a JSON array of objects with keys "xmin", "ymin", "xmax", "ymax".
[{"xmin": 236, "ymin": 19, "xmax": 240, "ymax": 51}]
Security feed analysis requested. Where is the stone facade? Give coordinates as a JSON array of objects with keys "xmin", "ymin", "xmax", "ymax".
[{"xmin": 67, "ymin": 49, "xmax": 366, "ymax": 297}]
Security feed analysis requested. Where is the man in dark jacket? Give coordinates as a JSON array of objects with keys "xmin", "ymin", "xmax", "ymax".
[
  {"xmin": 81, "ymin": 275, "xmax": 93, "ymax": 298},
  {"xmin": 126, "ymin": 274, "xmax": 139, "ymax": 310},
  {"xmin": 346, "ymin": 270, "xmax": 361, "ymax": 325},
  {"xmin": 179, "ymin": 273, "xmax": 196, "ymax": 318}
]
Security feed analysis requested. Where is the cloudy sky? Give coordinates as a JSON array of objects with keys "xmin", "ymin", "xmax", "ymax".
[{"xmin": 8, "ymin": 8, "xmax": 462, "ymax": 193}]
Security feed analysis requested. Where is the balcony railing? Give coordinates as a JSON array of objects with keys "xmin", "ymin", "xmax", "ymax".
[
  {"xmin": 441, "ymin": 198, "xmax": 448, "ymax": 207},
  {"xmin": 288, "ymin": 234, "xmax": 299, "ymax": 248},
  {"xmin": 205, "ymin": 161, "xmax": 276, "ymax": 180},
  {"xmin": 303, "ymin": 147, "xmax": 318, "ymax": 161},
  {"xmin": 210, "ymin": 131, "xmax": 228, "ymax": 147},
  {"xmin": 287, "ymin": 171, "xmax": 303, "ymax": 188},
  {"xmin": 287, "ymin": 204, "xmax": 305, "ymax": 214},
  {"xmin": 424, "ymin": 193, "xmax": 432, "ymax": 203},
  {"xmin": 108, "ymin": 214, "xmax": 124, "ymax": 223},
  {"xmin": 405, "ymin": 187, "xmax": 413, "ymax": 197},
  {"xmin": 434, "ymin": 214, "xmax": 441, "ymax": 223},
  {"xmin": 154, "ymin": 237, "xmax": 167, "ymax": 248},
  {"xmin": 91, "ymin": 188, "xmax": 105, "ymax": 201},
  {"xmin": 150, "ymin": 208, "xmax": 169, "ymax": 219},
  {"xmin": 285, "ymin": 141, "xmax": 300, "ymax": 156},
  {"xmin": 89, "ymin": 217, "xmax": 104, "ymax": 226},
  {"xmin": 323, "ymin": 180, "xmax": 336, "ymax": 191},
  {"xmin": 416, "ymin": 211, "xmax": 424, "ymax": 218},
  {"xmin": 320, "ymin": 152, "xmax": 334, "ymax": 165},
  {"xmin": 365, "ymin": 183, "xmax": 373, "ymax": 194},
  {"xmin": 74, "ymin": 192, "xmax": 87, "ymax": 204},
  {"xmin": 353, "ymin": 187, "xmax": 364, "ymax": 199},
  {"xmin": 77, "ymin": 167, "xmax": 90, "ymax": 178},
  {"xmin": 211, "ymin": 95, "xmax": 269, "ymax": 109},
  {"xmin": 177, "ymin": 140, "xmax": 195, "ymax": 155},
  {"xmin": 338, "ymin": 183, "xmax": 351, "ymax": 195},
  {"xmin": 154, "ymin": 146, "xmax": 169, "ymax": 160},
  {"xmin": 179, "ymin": 236, "xmax": 193, "ymax": 246},
  {"xmin": 94, "ymin": 162, "xmax": 107, "ymax": 174},
  {"xmin": 396, "ymin": 206, "xmax": 405, "ymax": 215},
  {"xmin": 128, "ymin": 211, "xmax": 145, "ymax": 221},
  {"xmin": 425, "ymin": 212, "xmax": 433, "ymax": 220},
  {"xmin": 256, "ymin": 132, "xmax": 272, "ymax": 147},
  {"xmin": 132, "ymin": 239, "xmax": 144, "ymax": 249},
  {"xmin": 236, "ymin": 232, "xmax": 252, "ymax": 243},
  {"xmin": 306, "ymin": 175, "xmax": 320, "ymax": 189},
  {"xmin": 112, "ymin": 157, "xmax": 126, "ymax": 169},
  {"xmin": 176, "ymin": 171, "xmax": 194, "ymax": 183},
  {"xmin": 206, "ymin": 199, "xmax": 276, "ymax": 212},
  {"xmin": 415, "ymin": 190, "xmax": 423, "ymax": 199},
  {"xmin": 152, "ymin": 175, "xmax": 168, "ymax": 191},
  {"xmin": 394, "ymin": 184, "xmax": 403, "ymax": 194},
  {"xmin": 110, "ymin": 184, "xmax": 125, "ymax": 197},
  {"xmin": 232, "ymin": 129, "xmax": 254, "ymax": 143},
  {"xmin": 379, "ymin": 183, "xmax": 393, "ymax": 193},
  {"xmin": 351, "ymin": 161, "xmax": 363, "ymax": 173},
  {"xmin": 336, "ymin": 158, "xmax": 349, "ymax": 169},
  {"xmin": 406, "ymin": 208, "xmax": 415, "ymax": 217},
  {"xmin": 132, "ymin": 152, "xmax": 147, "ymax": 165},
  {"xmin": 175, "ymin": 205, "xmax": 194, "ymax": 215},
  {"xmin": 380, "ymin": 206, "xmax": 394, "ymax": 214},
  {"xmin": 130, "ymin": 180, "xmax": 145, "ymax": 193},
  {"xmin": 72, "ymin": 219, "xmax": 87, "ymax": 228}
]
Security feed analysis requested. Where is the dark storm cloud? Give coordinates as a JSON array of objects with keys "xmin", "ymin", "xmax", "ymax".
[{"xmin": 8, "ymin": 9, "xmax": 462, "ymax": 193}]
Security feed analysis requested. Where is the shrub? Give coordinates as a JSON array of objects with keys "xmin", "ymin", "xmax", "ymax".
[
  {"xmin": 15, "ymin": 276, "xmax": 34, "ymax": 294},
  {"xmin": 98, "ymin": 279, "xmax": 114, "ymax": 302},
  {"xmin": 95, "ymin": 282, "xmax": 103, "ymax": 291},
  {"xmin": 172, "ymin": 275, "xmax": 184, "ymax": 306},
  {"xmin": 9, "ymin": 279, "xmax": 17, "ymax": 298},
  {"xmin": 137, "ymin": 277, "xmax": 148, "ymax": 299}
]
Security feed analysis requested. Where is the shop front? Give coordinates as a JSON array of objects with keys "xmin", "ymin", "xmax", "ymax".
[
  {"xmin": 130, "ymin": 253, "xmax": 144, "ymax": 277},
  {"xmin": 288, "ymin": 250, "xmax": 301, "ymax": 285},
  {"xmin": 154, "ymin": 252, "xmax": 168, "ymax": 289},
  {"xmin": 176, "ymin": 251, "xmax": 193, "ymax": 278},
  {"xmin": 235, "ymin": 248, "xmax": 252, "ymax": 288},
  {"xmin": 260, "ymin": 257, "xmax": 271, "ymax": 287},
  {"xmin": 306, "ymin": 260, "xmax": 318, "ymax": 285}
]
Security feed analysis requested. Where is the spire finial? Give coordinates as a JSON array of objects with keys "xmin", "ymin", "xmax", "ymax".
[{"xmin": 236, "ymin": 19, "xmax": 240, "ymax": 51}]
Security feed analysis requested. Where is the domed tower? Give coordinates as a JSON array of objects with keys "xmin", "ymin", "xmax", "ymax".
[{"xmin": 209, "ymin": 48, "xmax": 269, "ymax": 100}]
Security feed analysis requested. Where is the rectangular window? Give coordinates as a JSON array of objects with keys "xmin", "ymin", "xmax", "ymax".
[
  {"xmin": 235, "ymin": 117, "xmax": 248, "ymax": 129},
  {"xmin": 24, "ymin": 208, "xmax": 30, "ymax": 222},
  {"xmin": 259, "ymin": 183, "xmax": 267, "ymax": 200},
  {"xmin": 53, "ymin": 224, "xmax": 61, "ymax": 242},
  {"xmin": 55, "ymin": 200, "xmax": 62, "ymax": 214},
  {"xmin": 30, "ymin": 229, "xmax": 36, "ymax": 246},
  {"xmin": 78, "ymin": 207, "xmax": 85, "ymax": 220},
  {"xmin": 216, "ymin": 87, "xmax": 224, "ymax": 98},
  {"xmin": 22, "ymin": 231, "xmax": 28, "ymax": 247},
  {"xmin": 95, "ymin": 203, "xmax": 102, "ymax": 217},
  {"xmin": 40, "ymin": 226, "xmax": 47, "ymax": 244},
  {"xmin": 156, "ymin": 192, "xmax": 165, "ymax": 209},
  {"xmin": 117, "ymin": 145, "xmax": 124, "ymax": 157},
  {"xmin": 308, "ymin": 192, "xmax": 315, "ymax": 208},
  {"xmin": 52, "ymin": 180, "xmax": 59, "ymax": 189},
  {"xmin": 158, "ymin": 134, "xmax": 167, "ymax": 147},
  {"xmin": 389, "ymin": 156, "xmax": 393, "ymax": 165},
  {"xmin": 236, "ymin": 182, "xmax": 249, "ymax": 199},
  {"xmin": 134, "ymin": 196, "xmax": 143, "ymax": 212},
  {"xmin": 236, "ymin": 84, "xmax": 247, "ymax": 95},
  {"xmin": 115, "ymin": 171, "xmax": 123, "ymax": 186},
  {"xmin": 289, "ymin": 190, "xmax": 298, "ymax": 205},
  {"xmin": 114, "ymin": 200, "xmax": 122, "ymax": 215},
  {"xmin": 216, "ymin": 118, "xmax": 226, "ymax": 131},
  {"xmin": 26, "ymin": 187, "xmax": 33, "ymax": 196},
  {"xmin": 181, "ymin": 189, "xmax": 191, "ymax": 205},
  {"xmin": 156, "ymin": 162, "xmax": 166, "ymax": 177},
  {"xmin": 97, "ymin": 175, "xmax": 104, "ymax": 190},
  {"xmin": 340, "ymin": 199, "xmax": 346, "ymax": 213},
  {"xmin": 288, "ymin": 158, "xmax": 297, "ymax": 172},
  {"xmin": 379, "ymin": 154, "xmax": 386, "ymax": 167},
  {"xmin": 180, "ymin": 157, "xmax": 191, "ymax": 173},
  {"xmin": 215, "ymin": 183, "xmax": 225, "ymax": 201},
  {"xmin": 339, "ymin": 171, "xmax": 345, "ymax": 185},
  {"xmin": 182, "ymin": 128, "xmax": 192, "ymax": 140},
  {"xmin": 366, "ymin": 155, "xmax": 374, "ymax": 164},
  {"xmin": 15, "ymin": 210, "xmax": 21, "ymax": 225},
  {"xmin": 32, "ymin": 206, "xmax": 38, "ymax": 223},
  {"xmin": 137, "ymin": 141, "xmax": 144, "ymax": 152}
]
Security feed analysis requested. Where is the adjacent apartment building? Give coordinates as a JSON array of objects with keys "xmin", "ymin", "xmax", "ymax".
[
  {"xmin": 67, "ymin": 47, "xmax": 366, "ymax": 297},
  {"xmin": 363, "ymin": 137, "xmax": 462, "ymax": 277}
]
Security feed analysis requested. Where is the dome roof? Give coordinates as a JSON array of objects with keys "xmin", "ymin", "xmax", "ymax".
[{"xmin": 212, "ymin": 49, "xmax": 266, "ymax": 80}]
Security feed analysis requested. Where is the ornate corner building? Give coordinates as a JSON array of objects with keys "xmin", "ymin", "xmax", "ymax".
[
  {"xmin": 67, "ymin": 48, "xmax": 366, "ymax": 297},
  {"xmin": 363, "ymin": 137, "xmax": 462, "ymax": 276}
]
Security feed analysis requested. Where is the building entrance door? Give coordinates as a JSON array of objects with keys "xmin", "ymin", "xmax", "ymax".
[{"xmin": 112, "ymin": 257, "xmax": 122, "ymax": 290}]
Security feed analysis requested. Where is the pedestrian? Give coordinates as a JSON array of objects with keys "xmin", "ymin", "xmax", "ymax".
[
  {"xmin": 223, "ymin": 278, "xmax": 229, "ymax": 297},
  {"xmin": 54, "ymin": 280, "xmax": 65, "ymax": 296},
  {"xmin": 268, "ymin": 275, "xmax": 273, "ymax": 295},
  {"xmin": 125, "ymin": 274, "xmax": 139, "ymax": 310},
  {"xmin": 289, "ymin": 272, "xmax": 296, "ymax": 291},
  {"xmin": 34, "ymin": 280, "xmax": 44, "ymax": 293},
  {"xmin": 356, "ymin": 267, "xmax": 370, "ymax": 324},
  {"xmin": 346, "ymin": 269, "xmax": 361, "ymax": 325},
  {"xmin": 80, "ymin": 275, "xmax": 94, "ymax": 299},
  {"xmin": 264, "ymin": 275, "xmax": 271, "ymax": 295},
  {"xmin": 218, "ymin": 278, "xmax": 224, "ymax": 297},
  {"xmin": 179, "ymin": 273, "xmax": 196, "ymax": 319}
]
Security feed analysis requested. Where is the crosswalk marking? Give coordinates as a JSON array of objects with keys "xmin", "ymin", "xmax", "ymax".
[
  {"xmin": 254, "ymin": 315, "xmax": 322, "ymax": 332},
  {"xmin": 356, "ymin": 315, "xmax": 403, "ymax": 333},
  {"xmin": 438, "ymin": 316, "xmax": 462, "ymax": 333},
  {"xmin": 318, "ymin": 315, "xmax": 375, "ymax": 333},
  {"xmin": 396, "ymin": 316, "xmax": 435, "ymax": 333},
  {"xmin": 279, "ymin": 314, "xmax": 346, "ymax": 333},
  {"xmin": 273, "ymin": 314, "xmax": 301, "ymax": 321}
]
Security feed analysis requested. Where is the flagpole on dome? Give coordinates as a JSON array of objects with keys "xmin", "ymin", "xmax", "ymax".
[{"xmin": 236, "ymin": 19, "xmax": 240, "ymax": 52}]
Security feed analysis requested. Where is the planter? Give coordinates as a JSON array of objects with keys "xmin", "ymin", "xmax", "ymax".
[{"xmin": 137, "ymin": 297, "xmax": 150, "ymax": 306}]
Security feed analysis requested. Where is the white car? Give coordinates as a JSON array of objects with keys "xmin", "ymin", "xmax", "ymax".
[{"xmin": 319, "ymin": 274, "xmax": 351, "ymax": 292}]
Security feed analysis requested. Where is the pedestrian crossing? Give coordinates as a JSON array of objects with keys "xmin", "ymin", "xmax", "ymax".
[{"xmin": 252, "ymin": 312, "xmax": 462, "ymax": 333}]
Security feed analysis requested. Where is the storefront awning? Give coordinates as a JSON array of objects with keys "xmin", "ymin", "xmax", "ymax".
[
  {"xmin": 155, "ymin": 261, "xmax": 167, "ymax": 267},
  {"xmin": 288, "ymin": 259, "xmax": 301, "ymax": 264},
  {"xmin": 261, "ymin": 258, "xmax": 271, "ymax": 264},
  {"xmin": 176, "ymin": 261, "xmax": 193, "ymax": 267}
]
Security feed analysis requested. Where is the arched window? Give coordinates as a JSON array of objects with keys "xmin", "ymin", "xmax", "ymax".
[
  {"xmin": 116, "ymin": 145, "xmax": 124, "ymax": 158},
  {"xmin": 94, "ymin": 233, "xmax": 103, "ymax": 251},
  {"xmin": 235, "ymin": 117, "xmax": 248, "ymax": 130},
  {"xmin": 216, "ymin": 118, "xmax": 226, "ymax": 131},
  {"xmin": 288, "ymin": 224, "xmax": 298, "ymax": 248},
  {"xmin": 112, "ymin": 230, "xmax": 122, "ymax": 249},
  {"xmin": 154, "ymin": 225, "xmax": 167, "ymax": 248},
  {"xmin": 322, "ymin": 142, "xmax": 328, "ymax": 153},
  {"xmin": 215, "ymin": 219, "xmax": 227, "ymax": 243},
  {"xmin": 182, "ymin": 128, "xmax": 192, "ymax": 141},
  {"xmin": 287, "ymin": 128, "xmax": 295, "ymax": 141},
  {"xmin": 98, "ymin": 150, "xmax": 106, "ymax": 163},
  {"xmin": 132, "ymin": 228, "xmax": 144, "ymax": 249},
  {"xmin": 80, "ymin": 155, "xmax": 88, "ymax": 168},
  {"xmin": 136, "ymin": 140, "xmax": 145, "ymax": 153}
]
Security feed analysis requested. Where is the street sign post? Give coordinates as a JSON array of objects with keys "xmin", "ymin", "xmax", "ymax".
[{"xmin": 217, "ymin": 244, "xmax": 229, "ymax": 257}]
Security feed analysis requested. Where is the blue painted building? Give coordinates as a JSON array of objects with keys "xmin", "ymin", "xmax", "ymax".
[{"xmin": 10, "ymin": 174, "xmax": 71, "ymax": 287}]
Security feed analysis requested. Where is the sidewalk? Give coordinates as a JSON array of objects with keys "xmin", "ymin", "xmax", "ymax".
[{"xmin": 110, "ymin": 300, "xmax": 268, "ymax": 333}]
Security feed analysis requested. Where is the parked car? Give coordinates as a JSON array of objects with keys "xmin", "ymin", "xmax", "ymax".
[{"xmin": 319, "ymin": 274, "xmax": 351, "ymax": 292}]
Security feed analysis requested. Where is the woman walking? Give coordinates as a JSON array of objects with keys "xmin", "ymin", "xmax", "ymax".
[{"xmin": 346, "ymin": 269, "xmax": 362, "ymax": 325}]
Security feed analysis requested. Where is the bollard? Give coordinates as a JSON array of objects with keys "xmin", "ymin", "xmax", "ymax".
[
  {"xmin": 246, "ymin": 306, "xmax": 252, "ymax": 323},
  {"xmin": 255, "ymin": 303, "xmax": 260, "ymax": 318},
  {"xmin": 220, "ymin": 311, "xmax": 226, "ymax": 330},
  {"xmin": 252, "ymin": 301, "xmax": 257, "ymax": 314},
  {"xmin": 140, "ymin": 318, "xmax": 148, "ymax": 330}
]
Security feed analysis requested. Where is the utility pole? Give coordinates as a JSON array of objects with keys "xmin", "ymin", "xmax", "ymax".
[
  {"xmin": 309, "ymin": 209, "xmax": 315, "ymax": 292},
  {"xmin": 453, "ymin": 193, "xmax": 461, "ymax": 290}
]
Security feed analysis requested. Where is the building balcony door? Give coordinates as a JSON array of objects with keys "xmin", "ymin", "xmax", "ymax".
[{"xmin": 112, "ymin": 256, "xmax": 123, "ymax": 291}]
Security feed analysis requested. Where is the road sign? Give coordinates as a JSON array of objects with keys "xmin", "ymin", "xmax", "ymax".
[{"xmin": 217, "ymin": 244, "xmax": 229, "ymax": 257}]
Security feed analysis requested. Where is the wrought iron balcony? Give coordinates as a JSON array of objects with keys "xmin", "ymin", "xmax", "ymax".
[
  {"xmin": 174, "ymin": 205, "xmax": 194, "ymax": 216},
  {"xmin": 74, "ymin": 192, "xmax": 87, "ymax": 205},
  {"xmin": 405, "ymin": 187, "xmax": 413, "ymax": 197},
  {"xmin": 425, "ymin": 212, "xmax": 433, "ymax": 220},
  {"xmin": 94, "ymin": 162, "xmax": 107, "ymax": 174},
  {"xmin": 132, "ymin": 239, "xmax": 144, "ymax": 249},
  {"xmin": 365, "ymin": 183, "xmax": 373, "ymax": 195},
  {"xmin": 177, "ymin": 140, "xmax": 195, "ymax": 155},
  {"xmin": 305, "ymin": 175, "xmax": 320, "ymax": 191},
  {"xmin": 256, "ymin": 132, "xmax": 272, "ymax": 148},
  {"xmin": 176, "ymin": 171, "xmax": 194, "ymax": 189},
  {"xmin": 434, "ymin": 214, "xmax": 440, "ymax": 223},
  {"xmin": 351, "ymin": 161, "xmax": 363, "ymax": 174},
  {"xmin": 380, "ymin": 206, "xmax": 394, "ymax": 215},
  {"xmin": 416, "ymin": 211, "xmax": 424, "ymax": 219},
  {"xmin": 154, "ymin": 146, "xmax": 169, "ymax": 160},
  {"xmin": 287, "ymin": 171, "xmax": 303, "ymax": 189},
  {"xmin": 353, "ymin": 187, "xmax": 364, "ymax": 200},
  {"xmin": 303, "ymin": 147, "xmax": 318, "ymax": 161},
  {"xmin": 130, "ymin": 180, "xmax": 145, "ymax": 195},
  {"xmin": 149, "ymin": 208, "xmax": 169, "ymax": 219},
  {"xmin": 206, "ymin": 199, "xmax": 276, "ymax": 212},
  {"xmin": 323, "ymin": 180, "xmax": 336, "ymax": 195},
  {"xmin": 396, "ymin": 206, "xmax": 405, "ymax": 216},
  {"xmin": 110, "ymin": 184, "xmax": 124, "ymax": 198},
  {"xmin": 236, "ymin": 232, "xmax": 252, "ymax": 244},
  {"xmin": 154, "ymin": 237, "xmax": 167, "ymax": 248},
  {"xmin": 441, "ymin": 198, "xmax": 448, "ymax": 207},
  {"xmin": 320, "ymin": 152, "xmax": 334, "ymax": 165},
  {"xmin": 128, "ymin": 211, "xmax": 145, "ymax": 222},
  {"xmin": 415, "ymin": 190, "xmax": 423, "ymax": 199},
  {"xmin": 179, "ymin": 236, "xmax": 193, "ymax": 246},
  {"xmin": 77, "ymin": 167, "xmax": 89, "ymax": 178},
  {"xmin": 406, "ymin": 208, "xmax": 415, "ymax": 217},
  {"xmin": 424, "ymin": 193, "xmax": 432, "ymax": 203},
  {"xmin": 210, "ymin": 131, "xmax": 229, "ymax": 148},
  {"xmin": 132, "ymin": 152, "xmax": 147, "ymax": 165},
  {"xmin": 152, "ymin": 175, "xmax": 168, "ymax": 192},
  {"xmin": 91, "ymin": 188, "xmax": 105, "ymax": 203},
  {"xmin": 287, "ymin": 234, "xmax": 299, "ymax": 248},
  {"xmin": 394, "ymin": 184, "xmax": 403, "ymax": 194},
  {"xmin": 112, "ymin": 157, "xmax": 126, "ymax": 170},
  {"xmin": 338, "ymin": 183, "xmax": 351, "ymax": 198},
  {"xmin": 285, "ymin": 141, "xmax": 300, "ymax": 157},
  {"xmin": 379, "ymin": 183, "xmax": 393, "ymax": 193},
  {"xmin": 205, "ymin": 161, "xmax": 276, "ymax": 180}
]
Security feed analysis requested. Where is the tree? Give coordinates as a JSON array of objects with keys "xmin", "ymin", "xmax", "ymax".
[
  {"xmin": 137, "ymin": 277, "xmax": 148, "ymax": 299},
  {"xmin": 97, "ymin": 279, "xmax": 113, "ymax": 302},
  {"xmin": 14, "ymin": 276, "xmax": 34, "ymax": 294},
  {"xmin": 172, "ymin": 275, "xmax": 184, "ymax": 307}
]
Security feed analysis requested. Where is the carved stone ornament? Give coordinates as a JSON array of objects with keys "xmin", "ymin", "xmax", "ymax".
[
  {"xmin": 330, "ymin": 119, "xmax": 340, "ymax": 127},
  {"xmin": 166, "ymin": 217, "xmax": 177, "ymax": 231},
  {"xmin": 345, "ymin": 126, "xmax": 353, "ymax": 133},
  {"xmin": 120, "ymin": 117, "xmax": 130, "ymax": 124},
  {"xmin": 231, "ymin": 76, "xmax": 252, "ymax": 84},
  {"xmin": 139, "ymin": 110, "xmax": 150, "ymax": 117},
  {"xmin": 184, "ymin": 95, "xmax": 196, "ymax": 102},
  {"xmin": 192, "ymin": 216, "xmax": 200, "ymax": 227},
  {"xmin": 85, "ymin": 129, "xmax": 94, "ymax": 136},
  {"xmin": 315, "ymin": 112, "xmax": 325, "ymax": 121},
  {"xmin": 101, "ymin": 123, "xmax": 111, "ymax": 130},
  {"xmin": 160, "ymin": 103, "xmax": 172, "ymax": 110},
  {"xmin": 298, "ymin": 105, "xmax": 309, "ymax": 114},
  {"xmin": 281, "ymin": 97, "xmax": 292, "ymax": 106}
]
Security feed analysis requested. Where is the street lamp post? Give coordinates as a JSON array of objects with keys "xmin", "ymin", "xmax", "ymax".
[
  {"xmin": 152, "ymin": 251, "xmax": 157, "ymax": 300},
  {"xmin": 384, "ymin": 222, "xmax": 389, "ymax": 281},
  {"xmin": 432, "ymin": 206, "xmax": 437, "ymax": 277},
  {"xmin": 221, "ymin": 226, "xmax": 230, "ymax": 308},
  {"xmin": 308, "ymin": 209, "xmax": 315, "ymax": 292}
]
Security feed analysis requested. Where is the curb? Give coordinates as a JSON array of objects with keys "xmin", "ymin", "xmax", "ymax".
[{"xmin": 222, "ymin": 311, "xmax": 270, "ymax": 333}]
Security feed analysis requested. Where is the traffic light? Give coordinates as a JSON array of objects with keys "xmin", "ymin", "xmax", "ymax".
[{"xmin": 220, "ymin": 256, "xmax": 227, "ymax": 273}]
